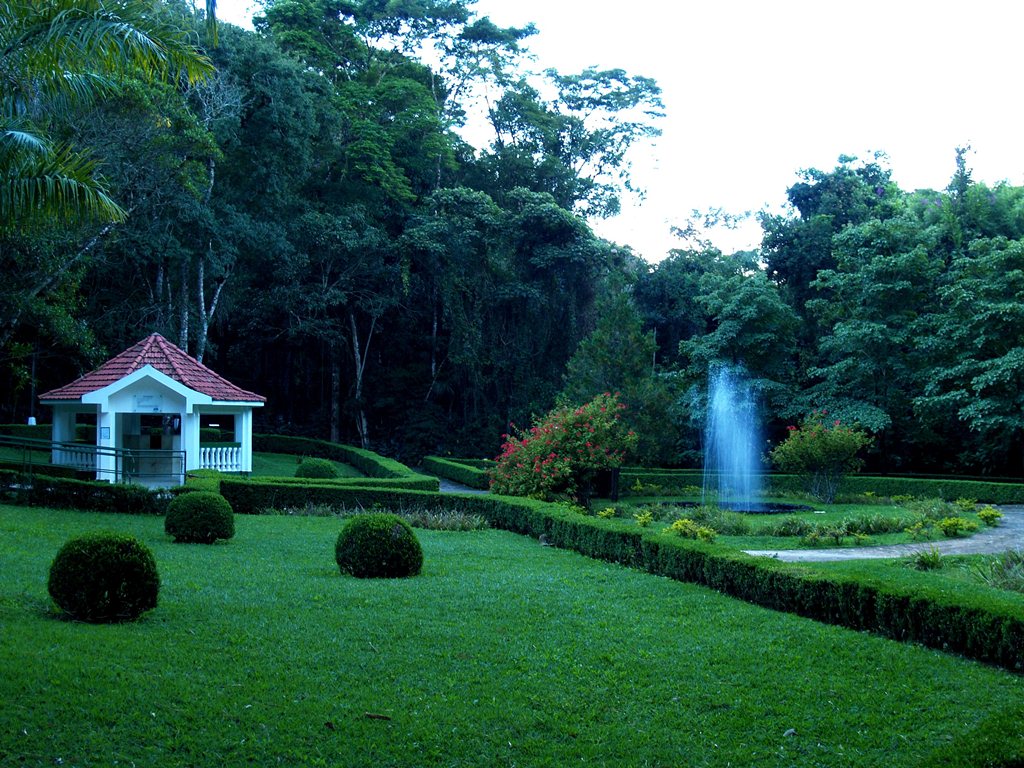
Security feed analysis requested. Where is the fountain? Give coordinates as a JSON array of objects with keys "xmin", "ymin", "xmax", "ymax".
[{"xmin": 702, "ymin": 366, "xmax": 764, "ymax": 511}]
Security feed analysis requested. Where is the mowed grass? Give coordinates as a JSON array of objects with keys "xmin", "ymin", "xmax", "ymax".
[{"xmin": 1, "ymin": 506, "xmax": 1021, "ymax": 767}]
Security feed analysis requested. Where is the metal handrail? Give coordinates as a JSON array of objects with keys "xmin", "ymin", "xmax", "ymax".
[{"xmin": 0, "ymin": 434, "xmax": 185, "ymax": 485}]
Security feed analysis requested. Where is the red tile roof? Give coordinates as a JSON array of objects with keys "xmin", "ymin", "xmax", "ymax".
[{"xmin": 39, "ymin": 334, "xmax": 266, "ymax": 403}]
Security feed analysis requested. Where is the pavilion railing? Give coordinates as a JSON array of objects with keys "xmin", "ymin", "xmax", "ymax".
[
  {"xmin": 200, "ymin": 445, "xmax": 242, "ymax": 473},
  {"xmin": 0, "ymin": 435, "xmax": 185, "ymax": 485}
]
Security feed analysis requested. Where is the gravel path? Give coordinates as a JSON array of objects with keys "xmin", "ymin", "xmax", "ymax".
[{"xmin": 744, "ymin": 504, "xmax": 1024, "ymax": 562}]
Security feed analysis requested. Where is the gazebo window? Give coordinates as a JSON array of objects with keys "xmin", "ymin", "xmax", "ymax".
[{"xmin": 200, "ymin": 414, "xmax": 236, "ymax": 444}]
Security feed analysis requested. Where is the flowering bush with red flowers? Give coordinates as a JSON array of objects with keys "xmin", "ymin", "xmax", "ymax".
[
  {"xmin": 489, "ymin": 393, "xmax": 638, "ymax": 506},
  {"xmin": 770, "ymin": 411, "xmax": 872, "ymax": 503}
]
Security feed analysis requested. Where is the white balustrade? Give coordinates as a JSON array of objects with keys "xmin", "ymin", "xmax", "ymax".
[{"xmin": 200, "ymin": 445, "xmax": 242, "ymax": 472}]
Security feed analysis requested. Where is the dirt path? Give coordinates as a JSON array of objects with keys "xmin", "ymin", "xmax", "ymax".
[{"xmin": 744, "ymin": 505, "xmax": 1024, "ymax": 562}]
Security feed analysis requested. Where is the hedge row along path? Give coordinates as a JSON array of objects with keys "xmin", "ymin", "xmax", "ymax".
[
  {"xmin": 435, "ymin": 473, "xmax": 1024, "ymax": 561},
  {"xmin": 747, "ymin": 504, "xmax": 1024, "ymax": 561}
]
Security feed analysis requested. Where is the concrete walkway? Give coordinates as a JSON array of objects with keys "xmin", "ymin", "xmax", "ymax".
[
  {"xmin": 437, "ymin": 478, "xmax": 488, "ymax": 494},
  {"xmin": 745, "ymin": 505, "xmax": 1024, "ymax": 562}
]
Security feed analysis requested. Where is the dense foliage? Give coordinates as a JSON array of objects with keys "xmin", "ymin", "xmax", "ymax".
[
  {"xmin": 3, "ymin": 1, "xmax": 1024, "ymax": 479},
  {"xmin": 489, "ymin": 393, "xmax": 637, "ymax": 505},
  {"xmin": 164, "ymin": 491, "xmax": 235, "ymax": 543},
  {"xmin": 334, "ymin": 512, "xmax": 423, "ymax": 578},
  {"xmin": 47, "ymin": 532, "xmax": 159, "ymax": 621}
]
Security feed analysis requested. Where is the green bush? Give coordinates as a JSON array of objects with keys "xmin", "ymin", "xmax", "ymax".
[
  {"xmin": 843, "ymin": 512, "xmax": 917, "ymax": 535},
  {"xmin": 47, "ymin": 533, "xmax": 159, "ymax": 622},
  {"xmin": 490, "ymin": 393, "xmax": 637, "ymax": 505},
  {"xmin": 164, "ymin": 492, "xmax": 235, "ymax": 544},
  {"xmin": 689, "ymin": 505, "xmax": 752, "ymax": 536},
  {"xmin": 908, "ymin": 547, "xmax": 944, "ymax": 571},
  {"xmin": 937, "ymin": 516, "xmax": 979, "ymax": 537},
  {"xmin": 978, "ymin": 506, "xmax": 1004, "ymax": 526},
  {"xmin": 664, "ymin": 518, "xmax": 716, "ymax": 542},
  {"xmin": 969, "ymin": 550, "xmax": 1024, "ymax": 594},
  {"xmin": 770, "ymin": 411, "xmax": 872, "ymax": 503},
  {"xmin": 295, "ymin": 457, "xmax": 340, "ymax": 480},
  {"xmin": 335, "ymin": 513, "xmax": 423, "ymax": 578},
  {"xmin": 759, "ymin": 516, "xmax": 814, "ymax": 537}
]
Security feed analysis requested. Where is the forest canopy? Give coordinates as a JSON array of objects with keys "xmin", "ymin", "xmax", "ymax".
[{"xmin": 2, "ymin": 1, "xmax": 1022, "ymax": 477}]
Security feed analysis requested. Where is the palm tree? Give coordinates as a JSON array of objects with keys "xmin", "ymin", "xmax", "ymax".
[{"xmin": 0, "ymin": 0, "xmax": 214, "ymax": 230}]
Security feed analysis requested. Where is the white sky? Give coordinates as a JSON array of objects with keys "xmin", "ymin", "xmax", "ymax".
[{"xmin": 215, "ymin": 0, "xmax": 1024, "ymax": 262}]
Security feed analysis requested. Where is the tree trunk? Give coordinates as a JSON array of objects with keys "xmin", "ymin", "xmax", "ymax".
[
  {"xmin": 195, "ymin": 250, "xmax": 226, "ymax": 364},
  {"xmin": 348, "ymin": 310, "xmax": 376, "ymax": 450},
  {"xmin": 178, "ymin": 258, "xmax": 189, "ymax": 351},
  {"xmin": 330, "ymin": 342, "xmax": 341, "ymax": 443}
]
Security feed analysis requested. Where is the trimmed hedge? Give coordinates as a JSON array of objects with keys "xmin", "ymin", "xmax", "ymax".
[
  {"xmin": 220, "ymin": 476, "xmax": 439, "ymax": 514},
  {"xmin": 0, "ymin": 470, "xmax": 169, "ymax": 514},
  {"xmin": 421, "ymin": 456, "xmax": 490, "ymax": 490},
  {"xmin": 47, "ymin": 533, "xmax": 160, "ymax": 622},
  {"xmin": 0, "ymin": 423, "xmax": 52, "ymax": 440},
  {"xmin": 335, "ymin": 513, "xmax": 423, "ymax": 578},
  {"xmin": 616, "ymin": 467, "xmax": 1024, "ymax": 503},
  {"xmin": 165, "ymin": 492, "xmax": 235, "ymax": 543},
  {"xmin": 0, "ymin": 460, "xmax": 80, "ymax": 479},
  {"xmin": 767, "ymin": 473, "xmax": 1024, "ymax": 504},
  {"xmin": 295, "ymin": 457, "xmax": 340, "ymax": 479},
  {"xmin": 252, "ymin": 434, "xmax": 415, "ymax": 478}
]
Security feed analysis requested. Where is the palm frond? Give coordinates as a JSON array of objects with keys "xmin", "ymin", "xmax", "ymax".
[{"xmin": 1, "ymin": 142, "xmax": 126, "ymax": 230}]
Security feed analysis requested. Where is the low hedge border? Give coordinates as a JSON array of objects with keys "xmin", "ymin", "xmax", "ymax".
[
  {"xmin": 767, "ymin": 474, "xmax": 1024, "ymax": 504},
  {"xmin": 421, "ymin": 456, "xmax": 490, "ymax": 490},
  {"xmin": 0, "ymin": 470, "xmax": 170, "ymax": 514},
  {"xmin": 220, "ymin": 477, "xmax": 440, "ymax": 514},
  {"xmin": 0, "ymin": 460, "xmax": 80, "ymax": 479},
  {"xmin": 252, "ymin": 434, "xmax": 416, "ymax": 479},
  {"xmin": 215, "ymin": 482, "xmax": 1024, "ymax": 674},
  {"xmin": 616, "ymin": 468, "xmax": 1024, "ymax": 503}
]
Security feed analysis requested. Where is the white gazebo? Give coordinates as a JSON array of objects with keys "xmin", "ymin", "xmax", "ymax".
[{"xmin": 39, "ymin": 334, "xmax": 265, "ymax": 486}]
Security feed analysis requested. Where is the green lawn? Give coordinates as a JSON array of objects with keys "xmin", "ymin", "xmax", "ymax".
[
  {"xmin": 1, "ymin": 505, "xmax": 1021, "ymax": 767},
  {"xmin": 251, "ymin": 451, "xmax": 363, "ymax": 478}
]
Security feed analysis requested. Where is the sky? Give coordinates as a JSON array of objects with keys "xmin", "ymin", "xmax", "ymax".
[{"xmin": 215, "ymin": 0, "xmax": 1024, "ymax": 262}]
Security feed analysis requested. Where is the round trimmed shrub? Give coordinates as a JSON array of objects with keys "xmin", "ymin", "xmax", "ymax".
[
  {"xmin": 296, "ymin": 457, "xmax": 340, "ymax": 479},
  {"xmin": 165, "ymin": 491, "xmax": 235, "ymax": 544},
  {"xmin": 335, "ymin": 513, "xmax": 423, "ymax": 578},
  {"xmin": 47, "ymin": 533, "xmax": 159, "ymax": 622}
]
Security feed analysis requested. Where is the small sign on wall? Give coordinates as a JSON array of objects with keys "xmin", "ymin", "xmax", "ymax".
[
  {"xmin": 134, "ymin": 394, "xmax": 162, "ymax": 412},
  {"xmin": 100, "ymin": 427, "xmax": 110, "ymax": 440}
]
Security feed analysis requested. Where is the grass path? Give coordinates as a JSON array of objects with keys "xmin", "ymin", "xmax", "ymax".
[{"xmin": 1, "ymin": 505, "xmax": 1021, "ymax": 767}]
